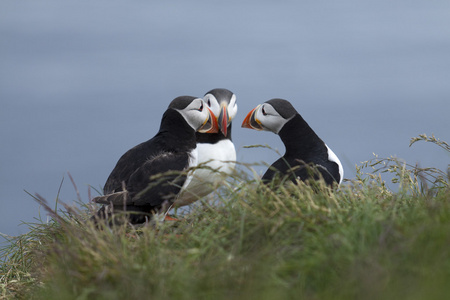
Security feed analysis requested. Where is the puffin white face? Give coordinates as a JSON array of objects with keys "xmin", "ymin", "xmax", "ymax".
[
  {"xmin": 227, "ymin": 94, "xmax": 238, "ymax": 121},
  {"xmin": 203, "ymin": 92, "xmax": 237, "ymax": 136},
  {"xmin": 176, "ymin": 98, "xmax": 219, "ymax": 133},
  {"xmin": 242, "ymin": 103, "xmax": 292, "ymax": 134},
  {"xmin": 203, "ymin": 93, "xmax": 221, "ymax": 117}
]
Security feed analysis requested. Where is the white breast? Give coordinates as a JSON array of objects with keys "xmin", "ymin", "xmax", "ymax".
[
  {"xmin": 326, "ymin": 145, "xmax": 344, "ymax": 184},
  {"xmin": 175, "ymin": 139, "xmax": 236, "ymax": 206},
  {"xmin": 179, "ymin": 147, "xmax": 198, "ymax": 192},
  {"xmin": 197, "ymin": 139, "xmax": 236, "ymax": 175}
]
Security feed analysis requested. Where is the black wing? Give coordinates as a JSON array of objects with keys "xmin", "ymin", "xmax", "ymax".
[
  {"xmin": 103, "ymin": 137, "xmax": 164, "ymax": 194},
  {"xmin": 93, "ymin": 151, "xmax": 190, "ymax": 224},
  {"xmin": 262, "ymin": 156, "xmax": 338, "ymax": 186},
  {"xmin": 127, "ymin": 151, "xmax": 190, "ymax": 207}
]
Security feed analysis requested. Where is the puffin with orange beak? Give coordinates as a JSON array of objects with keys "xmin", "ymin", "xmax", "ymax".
[
  {"xmin": 176, "ymin": 88, "xmax": 238, "ymax": 206},
  {"xmin": 92, "ymin": 96, "xmax": 219, "ymax": 224},
  {"xmin": 242, "ymin": 98, "xmax": 343, "ymax": 186}
]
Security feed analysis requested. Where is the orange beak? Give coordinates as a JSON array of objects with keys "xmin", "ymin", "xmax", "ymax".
[
  {"xmin": 241, "ymin": 105, "xmax": 264, "ymax": 130},
  {"xmin": 198, "ymin": 106, "xmax": 219, "ymax": 133},
  {"xmin": 218, "ymin": 102, "xmax": 229, "ymax": 137}
]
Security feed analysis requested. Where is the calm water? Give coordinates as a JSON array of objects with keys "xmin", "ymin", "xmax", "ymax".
[{"xmin": 1, "ymin": 0, "xmax": 449, "ymax": 241}]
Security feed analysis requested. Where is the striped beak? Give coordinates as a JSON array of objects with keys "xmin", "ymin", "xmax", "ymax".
[
  {"xmin": 218, "ymin": 102, "xmax": 230, "ymax": 137},
  {"xmin": 198, "ymin": 106, "xmax": 219, "ymax": 133},
  {"xmin": 241, "ymin": 105, "xmax": 264, "ymax": 130}
]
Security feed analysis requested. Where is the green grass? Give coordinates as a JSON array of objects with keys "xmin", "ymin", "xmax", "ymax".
[{"xmin": 1, "ymin": 134, "xmax": 449, "ymax": 300}]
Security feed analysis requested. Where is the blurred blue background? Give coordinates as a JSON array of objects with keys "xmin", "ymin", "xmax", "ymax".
[{"xmin": 1, "ymin": 0, "xmax": 449, "ymax": 240}]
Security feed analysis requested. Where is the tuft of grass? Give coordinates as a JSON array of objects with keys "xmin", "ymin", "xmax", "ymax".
[{"xmin": 1, "ymin": 135, "xmax": 449, "ymax": 300}]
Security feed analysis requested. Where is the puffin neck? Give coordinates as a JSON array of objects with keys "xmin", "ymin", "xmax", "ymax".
[
  {"xmin": 278, "ymin": 114, "xmax": 324, "ymax": 157},
  {"xmin": 157, "ymin": 109, "xmax": 197, "ymax": 150},
  {"xmin": 196, "ymin": 123, "xmax": 232, "ymax": 143}
]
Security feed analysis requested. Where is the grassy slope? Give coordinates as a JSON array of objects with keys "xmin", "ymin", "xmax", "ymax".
[{"xmin": 1, "ymin": 135, "xmax": 449, "ymax": 300}]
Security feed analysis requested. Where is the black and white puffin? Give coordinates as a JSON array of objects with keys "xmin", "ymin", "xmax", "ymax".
[
  {"xmin": 241, "ymin": 98, "xmax": 343, "ymax": 186},
  {"xmin": 176, "ymin": 88, "xmax": 238, "ymax": 205},
  {"xmin": 92, "ymin": 96, "xmax": 219, "ymax": 224}
]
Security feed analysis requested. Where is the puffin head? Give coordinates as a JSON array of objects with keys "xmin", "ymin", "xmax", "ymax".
[
  {"xmin": 169, "ymin": 96, "xmax": 219, "ymax": 133},
  {"xmin": 203, "ymin": 88, "xmax": 237, "ymax": 137},
  {"xmin": 241, "ymin": 98, "xmax": 297, "ymax": 134}
]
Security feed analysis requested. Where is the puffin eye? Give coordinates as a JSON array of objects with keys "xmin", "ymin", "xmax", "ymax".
[
  {"xmin": 199, "ymin": 103, "xmax": 204, "ymax": 111},
  {"xmin": 262, "ymin": 106, "xmax": 267, "ymax": 116},
  {"xmin": 207, "ymin": 99, "xmax": 211, "ymax": 106}
]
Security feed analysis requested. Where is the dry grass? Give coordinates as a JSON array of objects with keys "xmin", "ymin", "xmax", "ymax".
[{"xmin": 1, "ymin": 134, "xmax": 449, "ymax": 300}]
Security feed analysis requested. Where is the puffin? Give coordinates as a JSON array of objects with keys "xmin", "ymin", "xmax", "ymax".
[
  {"xmin": 241, "ymin": 98, "xmax": 343, "ymax": 186},
  {"xmin": 175, "ymin": 88, "xmax": 238, "ymax": 205},
  {"xmin": 92, "ymin": 96, "xmax": 219, "ymax": 224}
]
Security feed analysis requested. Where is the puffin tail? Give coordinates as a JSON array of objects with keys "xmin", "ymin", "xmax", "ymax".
[
  {"xmin": 90, "ymin": 191, "xmax": 129, "ymax": 225},
  {"xmin": 92, "ymin": 191, "xmax": 129, "ymax": 205}
]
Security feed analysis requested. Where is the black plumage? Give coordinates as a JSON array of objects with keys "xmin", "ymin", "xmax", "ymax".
[
  {"xmin": 93, "ymin": 96, "xmax": 217, "ymax": 224},
  {"xmin": 242, "ymin": 98, "xmax": 343, "ymax": 186}
]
